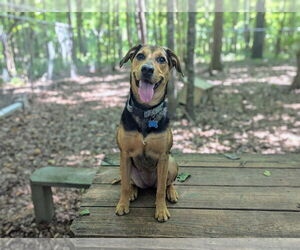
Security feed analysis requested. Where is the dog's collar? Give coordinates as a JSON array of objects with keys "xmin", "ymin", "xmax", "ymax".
[{"xmin": 126, "ymin": 96, "xmax": 166, "ymax": 120}]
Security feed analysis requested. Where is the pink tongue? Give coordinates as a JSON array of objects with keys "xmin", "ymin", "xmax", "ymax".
[{"xmin": 138, "ymin": 81, "xmax": 154, "ymax": 103}]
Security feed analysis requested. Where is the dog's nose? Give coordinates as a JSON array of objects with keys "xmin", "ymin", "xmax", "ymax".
[{"xmin": 141, "ymin": 65, "xmax": 154, "ymax": 77}]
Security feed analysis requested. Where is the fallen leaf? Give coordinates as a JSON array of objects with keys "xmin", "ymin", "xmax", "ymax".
[
  {"xmin": 177, "ymin": 173, "xmax": 191, "ymax": 182},
  {"xmin": 263, "ymin": 170, "xmax": 271, "ymax": 177},
  {"xmin": 224, "ymin": 153, "xmax": 240, "ymax": 160},
  {"xmin": 79, "ymin": 209, "xmax": 90, "ymax": 216},
  {"xmin": 33, "ymin": 148, "xmax": 41, "ymax": 156},
  {"xmin": 48, "ymin": 159, "xmax": 55, "ymax": 165},
  {"xmin": 111, "ymin": 178, "xmax": 121, "ymax": 185}
]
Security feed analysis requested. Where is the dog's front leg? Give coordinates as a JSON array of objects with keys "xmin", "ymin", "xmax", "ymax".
[
  {"xmin": 155, "ymin": 153, "xmax": 170, "ymax": 222},
  {"xmin": 115, "ymin": 151, "xmax": 131, "ymax": 215}
]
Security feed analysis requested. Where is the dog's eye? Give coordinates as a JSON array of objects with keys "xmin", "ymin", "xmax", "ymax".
[
  {"xmin": 136, "ymin": 53, "xmax": 145, "ymax": 60},
  {"xmin": 156, "ymin": 56, "xmax": 166, "ymax": 64}
]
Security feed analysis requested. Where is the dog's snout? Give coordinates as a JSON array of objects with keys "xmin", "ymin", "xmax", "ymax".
[{"xmin": 141, "ymin": 65, "xmax": 154, "ymax": 77}]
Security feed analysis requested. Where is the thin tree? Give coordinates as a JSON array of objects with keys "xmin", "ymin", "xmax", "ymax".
[
  {"xmin": 166, "ymin": 0, "xmax": 177, "ymax": 119},
  {"xmin": 251, "ymin": 0, "xmax": 265, "ymax": 59},
  {"xmin": 231, "ymin": 11, "xmax": 239, "ymax": 53},
  {"xmin": 275, "ymin": 0, "xmax": 287, "ymax": 57},
  {"xmin": 0, "ymin": 32, "xmax": 16, "ymax": 77},
  {"xmin": 0, "ymin": 17, "xmax": 17, "ymax": 77},
  {"xmin": 126, "ymin": 0, "xmax": 133, "ymax": 48},
  {"xmin": 152, "ymin": 1, "xmax": 158, "ymax": 43},
  {"xmin": 116, "ymin": 4, "xmax": 122, "ymax": 59},
  {"xmin": 67, "ymin": 0, "xmax": 77, "ymax": 77},
  {"xmin": 290, "ymin": 50, "xmax": 300, "ymax": 90},
  {"xmin": 157, "ymin": 0, "xmax": 164, "ymax": 45},
  {"xmin": 210, "ymin": 0, "xmax": 224, "ymax": 71},
  {"xmin": 243, "ymin": 0, "xmax": 251, "ymax": 53},
  {"xmin": 76, "ymin": 0, "xmax": 87, "ymax": 56},
  {"xmin": 135, "ymin": 0, "xmax": 147, "ymax": 44},
  {"xmin": 185, "ymin": 0, "xmax": 197, "ymax": 120},
  {"xmin": 96, "ymin": 12, "xmax": 103, "ymax": 68}
]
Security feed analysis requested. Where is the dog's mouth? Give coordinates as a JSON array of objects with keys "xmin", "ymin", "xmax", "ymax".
[{"xmin": 134, "ymin": 74, "xmax": 163, "ymax": 103}]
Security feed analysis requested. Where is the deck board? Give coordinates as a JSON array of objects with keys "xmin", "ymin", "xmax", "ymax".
[
  {"xmin": 81, "ymin": 185, "xmax": 300, "ymax": 211},
  {"xmin": 94, "ymin": 166, "xmax": 300, "ymax": 186},
  {"xmin": 71, "ymin": 154, "xmax": 300, "ymax": 237},
  {"xmin": 72, "ymin": 207, "xmax": 300, "ymax": 237},
  {"xmin": 101, "ymin": 153, "xmax": 300, "ymax": 167}
]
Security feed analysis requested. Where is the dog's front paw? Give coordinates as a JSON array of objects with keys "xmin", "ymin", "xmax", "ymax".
[
  {"xmin": 155, "ymin": 205, "xmax": 170, "ymax": 222},
  {"xmin": 115, "ymin": 201, "xmax": 130, "ymax": 216}
]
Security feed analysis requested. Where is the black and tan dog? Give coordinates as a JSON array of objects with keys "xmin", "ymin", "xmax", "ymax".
[{"xmin": 115, "ymin": 44, "xmax": 183, "ymax": 222}]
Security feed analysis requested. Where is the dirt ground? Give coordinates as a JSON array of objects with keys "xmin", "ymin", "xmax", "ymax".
[{"xmin": 1, "ymin": 60, "xmax": 299, "ymax": 237}]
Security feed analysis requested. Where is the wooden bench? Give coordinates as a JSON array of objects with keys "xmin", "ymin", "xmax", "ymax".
[
  {"xmin": 71, "ymin": 153, "xmax": 300, "ymax": 237},
  {"xmin": 30, "ymin": 166, "xmax": 96, "ymax": 223}
]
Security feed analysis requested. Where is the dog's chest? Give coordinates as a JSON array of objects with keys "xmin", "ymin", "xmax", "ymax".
[
  {"xmin": 132, "ymin": 153, "xmax": 158, "ymax": 171},
  {"xmin": 117, "ymin": 126, "xmax": 170, "ymax": 159}
]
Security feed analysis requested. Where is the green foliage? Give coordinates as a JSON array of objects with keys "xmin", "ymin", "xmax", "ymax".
[
  {"xmin": 1, "ymin": 10, "xmax": 299, "ymax": 81},
  {"xmin": 9, "ymin": 77, "xmax": 26, "ymax": 86}
]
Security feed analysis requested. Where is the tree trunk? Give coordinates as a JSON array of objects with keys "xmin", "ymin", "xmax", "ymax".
[
  {"xmin": 106, "ymin": 8, "xmax": 111, "ymax": 65},
  {"xmin": 27, "ymin": 26, "xmax": 35, "ymax": 82},
  {"xmin": 152, "ymin": 10, "xmax": 158, "ymax": 44},
  {"xmin": 136, "ymin": 0, "xmax": 147, "ymax": 44},
  {"xmin": 76, "ymin": 0, "xmax": 87, "ymax": 56},
  {"xmin": 166, "ymin": 0, "xmax": 177, "ymax": 120},
  {"xmin": 185, "ymin": 1, "xmax": 197, "ymax": 119},
  {"xmin": 67, "ymin": 0, "xmax": 77, "ymax": 77},
  {"xmin": 275, "ymin": 0, "xmax": 287, "ymax": 56},
  {"xmin": 290, "ymin": 50, "xmax": 300, "ymax": 90},
  {"xmin": 96, "ymin": 12, "xmax": 103, "ymax": 69},
  {"xmin": 231, "ymin": 12, "xmax": 239, "ymax": 53},
  {"xmin": 126, "ymin": 0, "xmax": 133, "ymax": 48},
  {"xmin": 177, "ymin": 12, "xmax": 186, "ymax": 67},
  {"xmin": 158, "ymin": 2, "xmax": 164, "ymax": 45},
  {"xmin": 210, "ymin": 0, "xmax": 223, "ymax": 71},
  {"xmin": 0, "ymin": 32, "xmax": 16, "ymax": 77},
  {"xmin": 135, "ymin": 10, "xmax": 142, "ymax": 42},
  {"xmin": 112, "ymin": 12, "xmax": 117, "ymax": 70},
  {"xmin": 251, "ymin": 0, "xmax": 265, "ymax": 59},
  {"xmin": 116, "ymin": 5, "xmax": 122, "ymax": 60}
]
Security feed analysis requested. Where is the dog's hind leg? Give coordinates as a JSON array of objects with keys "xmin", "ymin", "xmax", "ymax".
[
  {"xmin": 167, "ymin": 184, "xmax": 178, "ymax": 203},
  {"xmin": 166, "ymin": 155, "xmax": 179, "ymax": 203},
  {"xmin": 129, "ymin": 183, "xmax": 138, "ymax": 201}
]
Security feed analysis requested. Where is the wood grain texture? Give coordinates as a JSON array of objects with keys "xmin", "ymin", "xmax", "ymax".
[
  {"xmin": 102, "ymin": 153, "xmax": 300, "ymax": 168},
  {"xmin": 94, "ymin": 166, "xmax": 300, "ymax": 187},
  {"xmin": 71, "ymin": 207, "xmax": 300, "ymax": 237},
  {"xmin": 81, "ymin": 184, "xmax": 300, "ymax": 211},
  {"xmin": 30, "ymin": 166, "xmax": 97, "ymax": 188},
  {"xmin": 71, "ymin": 153, "xmax": 300, "ymax": 237},
  {"xmin": 74, "ymin": 238, "xmax": 300, "ymax": 250}
]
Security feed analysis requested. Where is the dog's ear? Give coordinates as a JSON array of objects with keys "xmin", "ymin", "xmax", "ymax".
[
  {"xmin": 120, "ymin": 44, "xmax": 143, "ymax": 68},
  {"xmin": 165, "ymin": 48, "xmax": 184, "ymax": 77}
]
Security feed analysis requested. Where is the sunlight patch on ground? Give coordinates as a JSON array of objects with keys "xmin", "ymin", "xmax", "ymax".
[
  {"xmin": 283, "ymin": 103, "xmax": 300, "ymax": 110},
  {"xmin": 208, "ymin": 64, "xmax": 296, "ymax": 86},
  {"xmin": 35, "ymin": 79, "xmax": 129, "ymax": 108}
]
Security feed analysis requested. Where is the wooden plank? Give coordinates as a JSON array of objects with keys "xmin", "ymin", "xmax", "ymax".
[
  {"xmin": 30, "ymin": 166, "xmax": 97, "ymax": 188},
  {"xmin": 71, "ymin": 207, "xmax": 300, "ymax": 237},
  {"xmin": 94, "ymin": 166, "xmax": 300, "ymax": 187},
  {"xmin": 102, "ymin": 154, "xmax": 300, "ymax": 168},
  {"xmin": 81, "ymin": 184, "xmax": 300, "ymax": 211},
  {"xmin": 74, "ymin": 238, "xmax": 300, "ymax": 250}
]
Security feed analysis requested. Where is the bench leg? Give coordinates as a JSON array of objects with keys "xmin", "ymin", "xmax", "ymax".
[{"xmin": 31, "ymin": 183, "xmax": 54, "ymax": 223}]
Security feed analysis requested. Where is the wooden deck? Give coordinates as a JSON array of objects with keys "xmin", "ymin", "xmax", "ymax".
[{"xmin": 71, "ymin": 153, "xmax": 300, "ymax": 237}]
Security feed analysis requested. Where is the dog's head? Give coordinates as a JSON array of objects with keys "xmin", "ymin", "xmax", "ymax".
[{"xmin": 120, "ymin": 44, "xmax": 183, "ymax": 106}]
